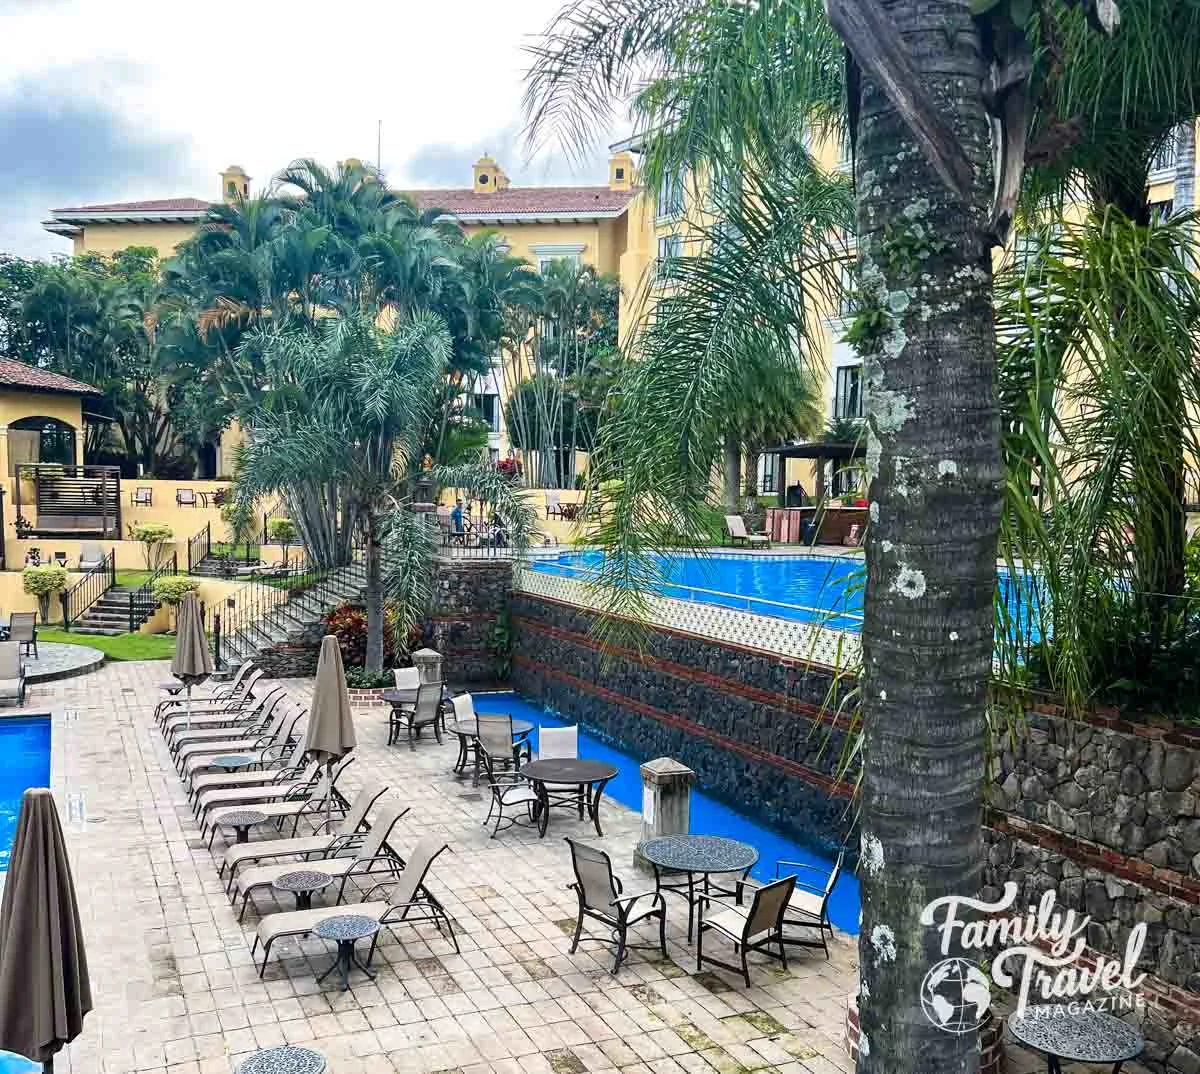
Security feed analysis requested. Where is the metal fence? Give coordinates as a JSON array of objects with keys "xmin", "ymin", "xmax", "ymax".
[
  {"xmin": 186, "ymin": 522, "xmax": 212, "ymax": 573},
  {"xmin": 126, "ymin": 552, "xmax": 178, "ymax": 632},
  {"xmin": 60, "ymin": 551, "xmax": 116, "ymax": 629}
]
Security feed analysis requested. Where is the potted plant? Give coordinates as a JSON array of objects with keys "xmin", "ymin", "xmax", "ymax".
[{"xmin": 22, "ymin": 564, "xmax": 68, "ymax": 623}]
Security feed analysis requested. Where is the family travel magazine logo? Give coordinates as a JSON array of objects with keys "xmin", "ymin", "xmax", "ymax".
[{"xmin": 915, "ymin": 882, "xmax": 1147, "ymax": 1033}]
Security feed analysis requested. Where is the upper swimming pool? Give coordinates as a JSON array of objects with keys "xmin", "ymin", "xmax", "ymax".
[
  {"xmin": 0, "ymin": 716, "xmax": 51, "ymax": 871},
  {"xmin": 530, "ymin": 551, "xmax": 866, "ymax": 627},
  {"xmin": 529, "ymin": 550, "xmax": 1041, "ymax": 636}
]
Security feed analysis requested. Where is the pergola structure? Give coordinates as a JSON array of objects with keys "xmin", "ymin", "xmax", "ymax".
[{"xmin": 764, "ymin": 440, "xmax": 867, "ymax": 503}]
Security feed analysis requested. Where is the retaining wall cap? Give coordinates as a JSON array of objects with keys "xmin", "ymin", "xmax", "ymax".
[{"xmin": 641, "ymin": 757, "xmax": 696, "ymax": 783}]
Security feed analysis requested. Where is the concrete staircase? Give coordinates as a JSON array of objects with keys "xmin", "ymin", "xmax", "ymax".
[
  {"xmin": 70, "ymin": 586, "xmax": 159, "ymax": 636},
  {"xmin": 219, "ymin": 560, "xmax": 367, "ymax": 674}
]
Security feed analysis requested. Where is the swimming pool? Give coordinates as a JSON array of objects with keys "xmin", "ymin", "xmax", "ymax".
[
  {"xmin": 472, "ymin": 692, "xmax": 861, "ymax": 935},
  {"xmin": 0, "ymin": 716, "xmax": 51, "ymax": 871},
  {"xmin": 529, "ymin": 550, "xmax": 1041, "ymax": 636}
]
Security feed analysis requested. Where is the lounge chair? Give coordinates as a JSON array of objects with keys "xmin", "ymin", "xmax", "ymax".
[
  {"xmin": 388, "ymin": 681, "xmax": 444, "ymax": 748},
  {"xmin": 205, "ymin": 753, "xmax": 359, "ymax": 838},
  {"xmin": 724, "ymin": 515, "xmax": 770, "ymax": 549},
  {"xmin": 156, "ymin": 664, "xmax": 262, "ymax": 726},
  {"xmin": 200, "ymin": 761, "xmax": 323, "ymax": 845},
  {"xmin": 566, "ymin": 837, "xmax": 666, "ymax": 974},
  {"xmin": 545, "ymin": 491, "xmax": 562, "ymax": 519},
  {"xmin": 220, "ymin": 780, "xmax": 390, "ymax": 884},
  {"xmin": 187, "ymin": 739, "xmax": 305, "ymax": 803},
  {"xmin": 176, "ymin": 488, "xmax": 197, "ymax": 507},
  {"xmin": 9, "ymin": 613, "xmax": 37, "ymax": 660},
  {"xmin": 232, "ymin": 799, "xmax": 408, "ymax": 921},
  {"xmin": 777, "ymin": 848, "xmax": 845, "ymax": 959},
  {"xmin": 162, "ymin": 674, "xmax": 273, "ymax": 743},
  {"xmin": 0, "ymin": 643, "xmax": 27, "ymax": 707},
  {"xmin": 177, "ymin": 705, "xmax": 304, "ymax": 777},
  {"xmin": 842, "ymin": 524, "xmax": 863, "ymax": 548},
  {"xmin": 251, "ymin": 836, "xmax": 455, "ymax": 975},
  {"xmin": 166, "ymin": 685, "xmax": 286, "ymax": 752},
  {"xmin": 131, "ymin": 486, "xmax": 153, "ymax": 507},
  {"xmin": 696, "ymin": 874, "xmax": 795, "ymax": 986}
]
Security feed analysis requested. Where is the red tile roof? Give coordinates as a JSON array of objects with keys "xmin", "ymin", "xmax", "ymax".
[
  {"xmin": 50, "ymin": 198, "xmax": 211, "ymax": 214},
  {"xmin": 0, "ymin": 359, "xmax": 101, "ymax": 396},
  {"xmin": 407, "ymin": 186, "xmax": 635, "ymax": 217}
]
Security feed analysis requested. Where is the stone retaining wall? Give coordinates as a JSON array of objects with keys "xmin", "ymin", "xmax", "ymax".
[
  {"xmin": 983, "ymin": 708, "xmax": 1200, "ymax": 1073},
  {"xmin": 429, "ymin": 557, "xmax": 511, "ymax": 684},
  {"xmin": 510, "ymin": 592, "xmax": 856, "ymax": 857}
]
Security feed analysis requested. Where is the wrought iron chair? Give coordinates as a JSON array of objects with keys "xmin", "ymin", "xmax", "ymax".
[
  {"xmin": 9, "ymin": 612, "xmax": 37, "ymax": 660},
  {"xmin": 131, "ymin": 486, "xmax": 153, "ymax": 507},
  {"xmin": 176, "ymin": 487, "xmax": 197, "ymax": 507},
  {"xmin": 696, "ymin": 874, "xmax": 795, "ymax": 986},
  {"xmin": 478, "ymin": 743, "xmax": 540, "ymax": 837},
  {"xmin": 388, "ymin": 681, "xmax": 443, "ymax": 748},
  {"xmin": 565, "ymin": 837, "xmax": 667, "ymax": 974},
  {"xmin": 777, "ymin": 847, "xmax": 845, "ymax": 959},
  {"xmin": 475, "ymin": 712, "xmax": 525, "ymax": 775}
]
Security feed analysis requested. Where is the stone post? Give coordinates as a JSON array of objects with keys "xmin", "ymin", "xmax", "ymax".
[
  {"xmin": 411, "ymin": 647, "xmax": 443, "ymax": 685},
  {"xmin": 634, "ymin": 757, "xmax": 695, "ymax": 872}
]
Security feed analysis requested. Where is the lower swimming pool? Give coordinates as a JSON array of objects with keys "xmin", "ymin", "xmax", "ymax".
[
  {"xmin": 0, "ymin": 716, "xmax": 51, "ymax": 871},
  {"xmin": 472, "ymin": 692, "xmax": 861, "ymax": 935}
]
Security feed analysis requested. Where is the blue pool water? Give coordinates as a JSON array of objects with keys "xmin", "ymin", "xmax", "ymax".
[
  {"xmin": 0, "ymin": 717, "xmax": 51, "ymax": 871},
  {"xmin": 472, "ymin": 692, "xmax": 861, "ymax": 935},
  {"xmin": 0, "ymin": 1052, "xmax": 39, "ymax": 1073},
  {"xmin": 530, "ymin": 550, "xmax": 1042, "ymax": 638}
]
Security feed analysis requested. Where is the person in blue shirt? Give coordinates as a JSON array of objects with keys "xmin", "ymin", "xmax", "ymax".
[{"xmin": 450, "ymin": 499, "xmax": 465, "ymax": 536}]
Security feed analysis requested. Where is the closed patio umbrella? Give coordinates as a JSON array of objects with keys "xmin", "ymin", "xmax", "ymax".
[
  {"xmin": 0, "ymin": 788, "xmax": 92, "ymax": 1071},
  {"xmin": 304, "ymin": 635, "xmax": 357, "ymax": 832},
  {"xmin": 171, "ymin": 593, "xmax": 213, "ymax": 731}
]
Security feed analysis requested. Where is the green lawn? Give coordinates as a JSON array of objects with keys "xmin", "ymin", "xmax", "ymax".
[
  {"xmin": 38, "ymin": 628, "xmax": 177, "ymax": 661},
  {"xmin": 116, "ymin": 570, "xmax": 155, "ymax": 589}
]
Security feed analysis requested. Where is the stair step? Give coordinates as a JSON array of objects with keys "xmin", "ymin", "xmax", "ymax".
[{"xmin": 71, "ymin": 626, "xmax": 129, "ymax": 636}]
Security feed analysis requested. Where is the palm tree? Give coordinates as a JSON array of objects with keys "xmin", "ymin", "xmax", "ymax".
[{"xmin": 236, "ymin": 311, "xmax": 537, "ymax": 673}]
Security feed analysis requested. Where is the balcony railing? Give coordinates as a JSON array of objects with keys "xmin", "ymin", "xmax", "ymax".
[{"xmin": 60, "ymin": 550, "xmax": 116, "ymax": 630}]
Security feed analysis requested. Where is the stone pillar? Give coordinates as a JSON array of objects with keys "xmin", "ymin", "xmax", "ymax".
[
  {"xmin": 634, "ymin": 757, "xmax": 695, "ymax": 871},
  {"xmin": 411, "ymin": 647, "xmax": 443, "ymax": 685}
]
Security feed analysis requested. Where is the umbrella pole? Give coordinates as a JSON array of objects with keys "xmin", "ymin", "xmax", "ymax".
[
  {"xmin": 185, "ymin": 683, "xmax": 192, "ymax": 732},
  {"xmin": 325, "ymin": 761, "xmax": 334, "ymax": 834}
]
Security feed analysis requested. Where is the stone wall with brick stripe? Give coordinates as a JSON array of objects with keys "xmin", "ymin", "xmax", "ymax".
[{"xmin": 510, "ymin": 591, "xmax": 856, "ymax": 858}]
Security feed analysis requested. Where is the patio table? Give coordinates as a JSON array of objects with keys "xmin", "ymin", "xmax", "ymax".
[
  {"xmin": 313, "ymin": 913, "xmax": 380, "ymax": 992},
  {"xmin": 640, "ymin": 835, "xmax": 759, "ymax": 943},
  {"xmin": 521, "ymin": 758, "xmax": 618, "ymax": 838},
  {"xmin": 209, "ymin": 754, "xmax": 257, "ymax": 772},
  {"xmin": 1009, "ymin": 1005, "xmax": 1144, "ymax": 1073},
  {"xmin": 216, "ymin": 809, "xmax": 267, "ymax": 845},
  {"xmin": 272, "ymin": 868, "xmax": 333, "ymax": 911},
  {"xmin": 447, "ymin": 717, "xmax": 534, "ymax": 782},
  {"xmin": 237, "ymin": 1045, "xmax": 326, "ymax": 1074}
]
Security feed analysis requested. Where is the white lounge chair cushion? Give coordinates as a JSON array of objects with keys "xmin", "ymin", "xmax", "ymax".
[
  {"xmin": 257, "ymin": 900, "xmax": 390, "ymax": 948},
  {"xmin": 748, "ymin": 534, "xmax": 770, "ymax": 545},
  {"xmin": 498, "ymin": 785, "xmax": 539, "ymax": 807},
  {"xmin": 785, "ymin": 887, "xmax": 824, "ymax": 921},
  {"xmin": 199, "ymin": 782, "xmax": 307, "ymax": 814},
  {"xmin": 234, "ymin": 855, "xmax": 361, "ymax": 898},
  {"xmin": 0, "ymin": 677, "xmax": 22, "ymax": 699},
  {"xmin": 210, "ymin": 797, "xmax": 322, "ymax": 825},
  {"xmin": 703, "ymin": 905, "xmax": 771, "ymax": 945}
]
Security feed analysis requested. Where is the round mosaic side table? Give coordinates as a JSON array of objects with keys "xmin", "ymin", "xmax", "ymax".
[
  {"xmin": 1009, "ymin": 1005, "xmax": 1144, "ymax": 1073},
  {"xmin": 640, "ymin": 835, "xmax": 760, "ymax": 943},
  {"xmin": 208, "ymin": 754, "xmax": 257, "ymax": 772},
  {"xmin": 272, "ymin": 868, "xmax": 333, "ymax": 911},
  {"xmin": 236, "ymin": 1044, "xmax": 326, "ymax": 1074},
  {"xmin": 313, "ymin": 913, "xmax": 381, "ymax": 991},
  {"xmin": 215, "ymin": 809, "xmax": 267, "ymax": 845}
]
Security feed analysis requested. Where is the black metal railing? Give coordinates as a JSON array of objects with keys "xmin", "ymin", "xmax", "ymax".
[
  {"xmin": 212, "ymin": 543, "xmax": 365, "ymax": 669},
  {"xmin": 187, "ymin": 522, "xmax": 211, "ymax": 573},
  {"xmin": 128, "ymin": 552, "xmax": 178, "ymax": 632},
  {"xmin": 60, "ymin": 551, "xmax": 116, "ymax": 630}
]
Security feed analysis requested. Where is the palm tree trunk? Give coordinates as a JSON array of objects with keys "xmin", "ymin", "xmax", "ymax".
[
  {"xmin": 364, "ymin": 508, "xmax": 384, "ymax": 673},
  {"xmin": 849, "ymin": 3, "xmax": 998, "ymax": 1071},
  {"xmin": 723, "ymin": 439, "xmax": 741, "ymax": 513}
]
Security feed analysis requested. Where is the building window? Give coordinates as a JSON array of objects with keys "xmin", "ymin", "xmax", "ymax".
[
  {"xmin": 1150, "ymin": 199, "xmax": 1174, "ymax": 225},
  {"xmin": 656, "ymin": 233, "xmax": 682, "ymax": 280},
  {"xmin": 474, "ymin": 393, "xmax": 500, "ymax": 432},
  {"xmin": 758, "ymin": 453, "xmax": 777, "ymax": 494},
  {"xmin": 656, "ymin": 168, "xmax": 685, "ymax": 219},
  {"xmin": 615, "ymin": 167, "xmax": 625, "ymax": 180},
  {"xmin": 835, "ymin": 258, "xmax": 856, "ymax": 319},
  {"xmin": 1150, "ymin": 128, "xmax": 1179, "ymax": 176},
  {"xmin": 834, "ymin": 364, "xmax": 863, "ymax": 420},
  {"xmin": 538, "ymin": 254, "xmax": 580, "ymax": 274},
  {"xmin": 479, "ymin": 173, "xmax": 490, "ymax": 185}
]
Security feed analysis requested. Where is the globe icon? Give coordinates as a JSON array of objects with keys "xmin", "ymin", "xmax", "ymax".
[{"xmin": 920, "ymin": 958, "xmax": 993, "ymax": 1034}]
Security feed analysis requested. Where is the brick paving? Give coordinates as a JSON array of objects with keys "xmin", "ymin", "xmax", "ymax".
[{"xmin": 24, "ymin": 660, "xmax": 1145, "ymax": 1074}]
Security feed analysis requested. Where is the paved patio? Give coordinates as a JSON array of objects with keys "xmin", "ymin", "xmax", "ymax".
[{"xmin": 21, "ymin": 661, "xmax": 1144, "ymax": 1073}]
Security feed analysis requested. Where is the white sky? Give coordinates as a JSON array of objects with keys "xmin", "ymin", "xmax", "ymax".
[{"xmin": 0, "ymin": 0, "xmax": 624, "ymax": 257}]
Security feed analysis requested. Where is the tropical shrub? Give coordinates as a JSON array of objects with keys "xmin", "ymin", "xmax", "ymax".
[
  {"xmin": 323, "ymin": 602, "xmax": 397, "ymax": 668},
  {"xmin": 22, "ymin": 564, "xmax": 68, "ymax": 622},
  {"xmin": 344, "ymin": 667, "xmax": 395, "ymax": 689},
  {"xmin": 132, "ymin": 521, "xmax": 174, "ymax": 571},
  {"xmin": 151, "ymin": 575, "xmax": 200, "ymax": 607},
  {"xmin": 220, "ymin": 501, "xmax": 256, "ymax": 550}
]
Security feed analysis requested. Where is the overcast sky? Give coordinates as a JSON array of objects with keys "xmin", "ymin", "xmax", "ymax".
[{"xmin": 0, "ymin": 0, "xmax": 624, "ymax": 258}]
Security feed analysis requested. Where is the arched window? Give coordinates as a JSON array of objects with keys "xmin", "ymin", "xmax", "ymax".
[{"xmin": 9, "ymin": 417, "xmax": 77, "ymax": 474}]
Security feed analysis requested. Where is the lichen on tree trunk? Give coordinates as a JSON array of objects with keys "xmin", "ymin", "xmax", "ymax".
[{"xmin": 849, "ymin": 2, "xmax": 1001, "ymax": 1071}]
